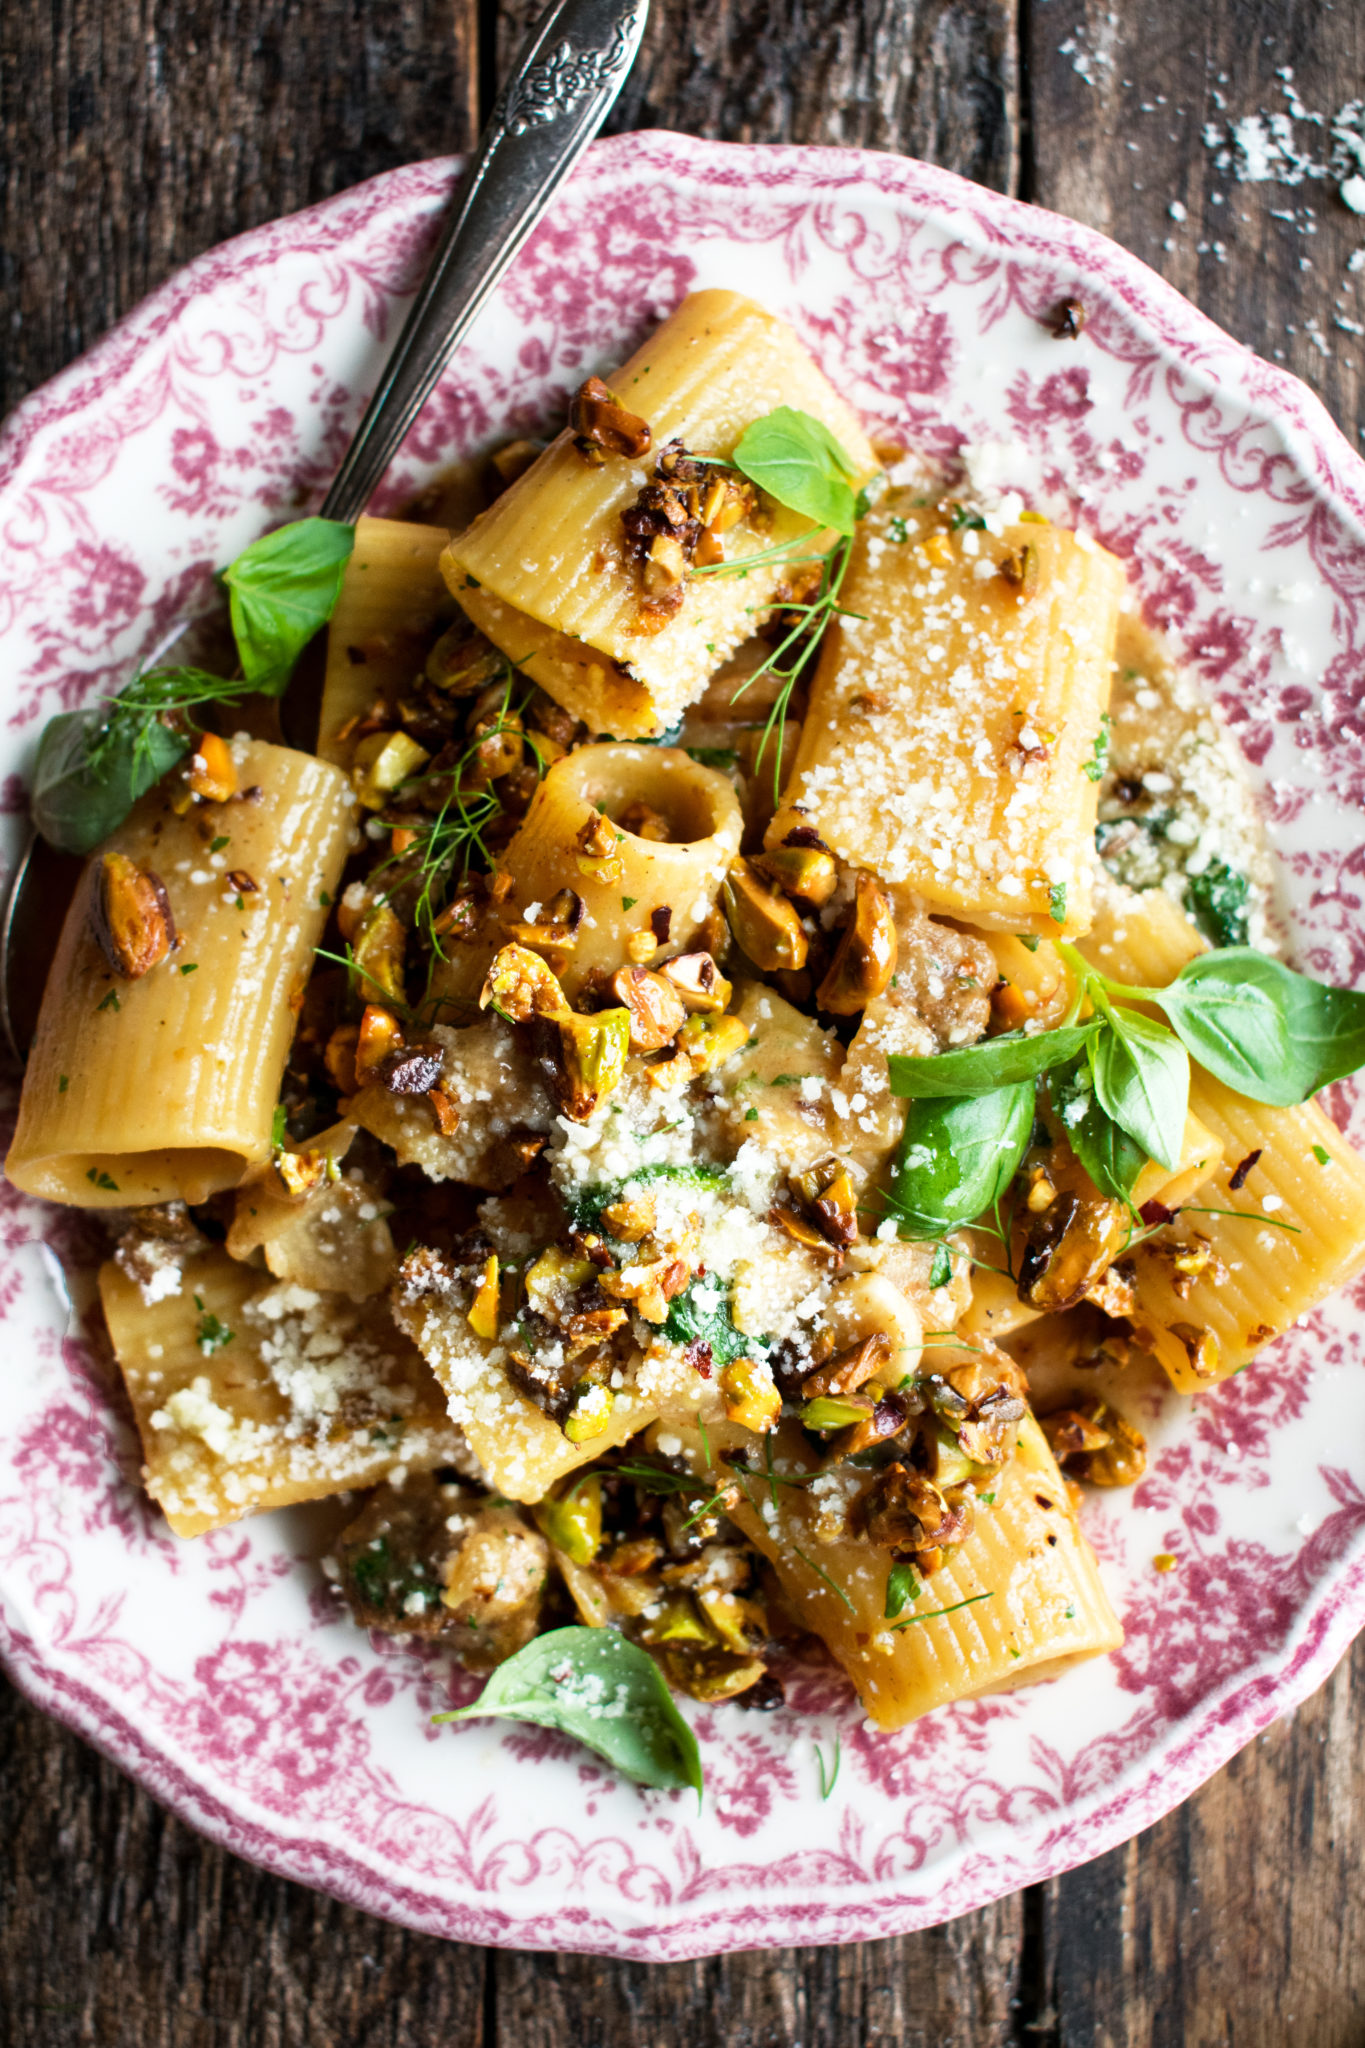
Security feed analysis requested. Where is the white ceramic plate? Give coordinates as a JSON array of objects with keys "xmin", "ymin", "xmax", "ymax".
[{"xmin": 3, "ymin": 133, "xmax": 1365, "ymax": 1961}]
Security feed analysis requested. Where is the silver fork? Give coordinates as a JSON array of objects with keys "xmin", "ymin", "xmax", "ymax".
[{"xmin": 0, "ymin": 0, "xmax": 649, "ymax": 1060}]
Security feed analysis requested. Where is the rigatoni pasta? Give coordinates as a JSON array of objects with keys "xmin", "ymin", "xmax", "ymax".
[
  {"xmin": 768, "ymin": 496, "xmax": 1124, "ymax": 935},
  {"xmin": 446, "ymin": 290, "xmax": 879, "ymax": 737},
  {"xmin": 7, "ymin": 739, "xmax": 352, "ymax": 1207}
]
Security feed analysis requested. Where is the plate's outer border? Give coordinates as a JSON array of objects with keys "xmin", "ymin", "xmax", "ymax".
[{"xmin": 3, "ymin": 132, "xmax": 1365, "ymax": 1960}]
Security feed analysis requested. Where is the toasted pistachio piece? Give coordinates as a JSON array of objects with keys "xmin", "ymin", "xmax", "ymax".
[
  {"xmin": 802, "ymin": 1331, "xmax": 891, "ymax": 1400},
  {"xmin": 719, "ymin": 1356, "xmax": 782, "ymax": 1433},
  {"xmin": 575, "ymin": 808, "xmax": 626, "ymax": 885},
  {"xmin": 557, "ymin": 1007, "xmax": 631, "ymax": 1121},
  {"xmin": 562, "ymin": 1378, "xmax": 616, "ymax": 1444},
  {"xmin": 352, "ymin": 729, "xmax": 431, "ymax": 809},
  {"xmin": 535, "ymin": 1474, "xmax": 603, "ymax": 1565},
  {"xmin": 89, "ymin": 851, "xmax": 176, "ymax": 980},
  {"xmin": 468, "ymin": 1254, "xmax": 501, "ymax": 1341},
  {"xmin": 272, "ymin": 1148, "xmax": 332, "ymax": 1199},
  {"xmin": 663, "ymin": 1648, "xmax": 769, "ymax": 1703},
  {"xmin": 569, "ymin": 375, "xmax": 653, "ymax": 462},
  {"xmin": 753, "ymin": 843, "xmax": 838, "ymax": 908},
  {"xmin": 722, "ymin": 858, "xmax": 809, "ymax": 973},
  {"xmin": 769, "ymin": 1203, "xmax": 831, "ymax": 1253},
  {"xmin": 426, "ymin": 623, "xmax": 505, "ymax": 695},
  {"xmin": 480, "ymin": 942, "xmax": 568, "ymax": 1023},
  {"xmin": 695, "ymin": 1588, "xmax": 766, "ymax": 1655},
  {"xmin": 1169, "ymin": 1321, "xmax": 1221, "ymax": 1380},
  {"xmin": 656, "ymin": 951, "xmax": 731, "ymax": 1013},
  {"xmin": 610, "ymin": 965, "xmax": 687, "ymax": 1053},
  {"xmin": 524, "ymin": 1245, "xmax": 597, "ymax": 1315},
  {"xmin": 352, "ymin": 901, "xmax": 407, "ymax": 1008},
  {"xmin": 801, "ymin": 1393, "xmax": 875, "ymax": 1433},
  {"xmin": 791, "ymin": 1154, "xmax": 860, "ymax": 1250},
  {"xmin": 355, "ymin": 1002, "xmax": 404, "ymax": 1081},
  {"xmin": 187, "ymin": 731, "xmax": 238, "ymax": 804},
  {"xmin": 1018, "ymin": 1186, "xmax": 1129, "ymax": 1312},
  {"xmin": 642, "ymin": 1593, "xmax": 716, "ymax": 1646},
  {"xmin": 815, "ymin": 873, "xmax": 898, "ymax": 1014},
  {"xmin": 600, "ymin": 1192, "xmax": 657, "ymax": 1243}
]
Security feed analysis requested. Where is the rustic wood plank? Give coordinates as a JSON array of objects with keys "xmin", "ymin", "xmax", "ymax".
[
  {"xmin": 0, "ymin": 0, "xmax": 478, "ymax": 420},
  {"xmin": 1031, "ymin": 1633, "xmax": 1365, "ymax": 2048},
  {"xmin": 497, "ymin": 0, "xmax": 1020, "ymax": 194},
  {"xmin": 0, "ymin": 1672, "xmax": 490, "ymax": 2048},
  {"xmin": 1025, "ymin": 0, "xmax": 1365, "ymax": 443},
  {"xmin": 490, "ymin": 1903, "xmax": 1024, "ymax": 2048}
]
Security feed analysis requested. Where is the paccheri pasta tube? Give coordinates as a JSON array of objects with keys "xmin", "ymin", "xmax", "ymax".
[
  {"xmin": 768, "ymin": 494, "xmax": 1124, "ymax": 936},
  {"xmin": 101, "ymin": 1242, "xmax": 463, "ymax": 1536},
  {"xmin": 425, "ymin": 742, "xmax": 744, "ymax": 1014},
  {"xmin": 444, "ymin": 290, "xmax": 879, "ymax": 738},
  {"xmin": 666, "ymin": 1412, "xmax": 1122, "ymax": 1730},
  {"xmin": 7, "ymin": 739, "xmax": 353, "ymax": 1207},
  {"xmin": 317, "ymin": 516, "xmax": 453, "ymax": 762},
  {"xmin": 1082, "ymin": 888, "xmax": 1365, "ymax": 1389}
]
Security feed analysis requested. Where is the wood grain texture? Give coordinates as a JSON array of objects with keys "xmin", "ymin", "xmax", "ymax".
[
  {"xmin": 499, "ymin": 0, "xmax": 1019, "ymax": 191},
  {"xmin": 0, "ymin": 0, "xmax": 477, "ymax": 419},
  {"xmin": 5, "ymin": 0, "xmax": 1365, "ymax": 2039}
]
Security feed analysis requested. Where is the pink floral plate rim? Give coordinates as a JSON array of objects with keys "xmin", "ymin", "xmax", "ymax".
[{"xmin": 3, "ymin": 130, "xmax": 1365, "ymax": 1961}]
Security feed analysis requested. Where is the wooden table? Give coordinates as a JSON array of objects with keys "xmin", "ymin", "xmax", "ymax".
[{"xmin": 4, "ymin": 2, "xmax": 1365, "ymax": 2040}]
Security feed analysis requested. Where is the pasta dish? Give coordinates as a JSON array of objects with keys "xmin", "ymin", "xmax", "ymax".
[{"xmin": 9, "ymin": 290, "xmax": 1365, "ymax": 1792}]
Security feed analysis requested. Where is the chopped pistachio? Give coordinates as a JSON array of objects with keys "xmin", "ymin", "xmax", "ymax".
[
  {"xmin": 467, "ymin": 1254, "xmax": 501, "ymax": 1342},
  {"xmin": 535, "ymin": 1475, "xmax": 602, "ymax": 1566},
  {"xmin": 719, "ymin": 1356, "xmax": 782, "ymax": 1434},
  {"xmin": 557, "ymin": 1007, "xmax": 631, "ymax": 1121},
  {"xmin": 352, "ymin": 729, "xmax": 431, "ymax": 809},
  {"xmin": 816, "ymin": 873, "xmax": 898, "ymax": 1014},
  {"xmin": 562, "ymin": 1379, "xmax": 616, "ymax": 1444},
  {"xmin": 722, "ymin": 858, "xmax": 809, "ymax": 973}
]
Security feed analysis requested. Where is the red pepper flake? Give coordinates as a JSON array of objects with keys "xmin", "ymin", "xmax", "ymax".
[
  {"xmin": 683, "ymin": 1338, "xmax": 713, "ymax": 1378},
  {"xmin": 1139, "ymin": 1199, "xmax": 1176, "ymax": 1228},
  {"xmin": 650, "ymin": 905, "xmax": 672, "ymax": 944},
  {"xmin": 1228, "ymin": 1148, "xmax": 1263, "ymax": 1192},
  {"xmin": 227, "ymin": 869, "xmax": 258, "ymax": 894}
]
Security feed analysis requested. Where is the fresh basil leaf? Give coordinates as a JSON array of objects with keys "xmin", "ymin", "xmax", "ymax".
[
  {"xmin": 222, "ymin": 517, "xmax": 354, "ymax": 690},
  {"xmin": 731, "ymin": 408, "xmax": 859, "ymax": 537},
  {"xmin": 887, "ymin": 1022, "xmax": 1098, "ymax": 1099},
  {"xmin": 885, "ymin": 1083, "xmax": 1034, "ymax": 1238},
  {"xmin": 31, "ymin": 704, "xmax": 191, "ymax": 855},
  {"xmin": 1184, "ymin": 859, "xmax": 1249, "ymax": 948},
  {"xmin": 1160, "ymin": 948, "xmax": 1365, "ymax": 1104},
  {"xmin": 1152, "ymin": 955, "xmax": 1299, "ymax": 1105},
  {"xmin": 1052, "ymin": 1056, "xmax": 1147, "ymax": 1203},
  {"xmin": 1090, "ymin": 1007, "xmax": 1188, "ymax": 1171},
  {"xmin": 432, "ymin": 1625, "xmax": 702, "ymax": 1796}
]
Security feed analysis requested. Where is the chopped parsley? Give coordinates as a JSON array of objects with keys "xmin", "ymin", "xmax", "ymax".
[
  {"xmin": 58, "ymin": 1074, "xmax": 69, "ymax": 1093},
  {"xmin": 85, "ymin": 1167, "xmax": 119, "ymax": 1191},
  {"xmin": 622, "ymin": 896, "xmax": 637, "ymax": 911},
  {"xmin": 210, "ymin": 834, "xmax": 230, "ymax": 853},
  {"xmin": 96, "ymin": 989, "xmax": 120, "ymax": 1013},
  {"xmin": 1313, "ymin": 1144, "xmax": 1333, "ymax": 1167},
  {"xmin": 1081, "ymin": 714, "xmax": 1111, "ymax": 783},
  {"xmin": 193, "ymin": 1295, "xmax": 235, "ymax": 1355},
  {"xmin": 928, "ymin": 1244, "xmax": 953, "ymax": 1290}
]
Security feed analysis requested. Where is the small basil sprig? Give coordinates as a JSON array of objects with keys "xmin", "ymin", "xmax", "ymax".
[
  {"xmin": 731, "ymin": 407, "xmax": 860, "ymax": 537},
  {"xmin": 432, "ymin": 1626, "xmax": 703, "ymax": 1797},
  {"xmin": 31, "ymin": 517, "xmax": 354, "ymax": 854},
  {"xmin": 883, "ymin": 935, "xmax": 1365, "ymax": 1225}
]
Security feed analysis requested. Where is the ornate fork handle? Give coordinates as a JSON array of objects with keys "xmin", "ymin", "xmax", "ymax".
[{"xmin": 320, "ymin": 0, "xmax": 649, "ymax": 525}]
